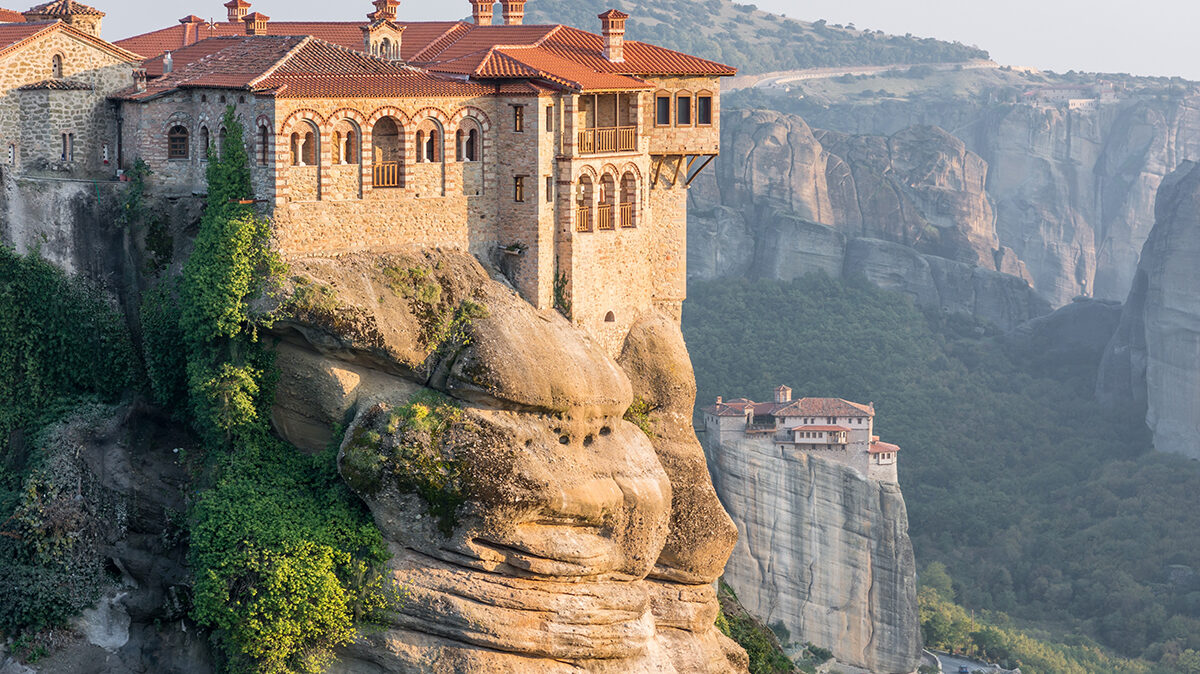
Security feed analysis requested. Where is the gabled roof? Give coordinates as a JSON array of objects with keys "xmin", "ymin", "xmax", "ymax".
[
  {"xmin": 113, "ymin": 35, "xmax": 515, "ymax": 101},
  {"xmin": 775, "ymin": 398, "xmax": 875, "ymax": 418},
  {"xmin": 17, "ymin": 76, "xmax": 90, "ymax": 90},
  {"xmin": 25, "ymin": 0, "xmax": 103, "ymax": 16},
  {"xmin": 0, "ymin": 6, "xmax": 25, "ymax": 22},
  {"xmin": 114, "ymin": 16, "xmax": 736, "ymax": 93},
  {"xmin": 869, "ymin": 440, "xmax": 900, "ymax": 454},
  {"xmin": 704, "ymin": 400, "xmax": 754, "ymax": 417},
  {"xmin": 0, "ymin": 19, "xmax": 141, "ymax": 62}
]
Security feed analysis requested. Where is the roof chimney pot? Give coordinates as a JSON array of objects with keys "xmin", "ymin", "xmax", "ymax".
[
  {"xmin": 163, "ymin": 51, "xmax": 173, "ymax": 73},
  {"xmin": 501, "ymin": 0, "xmax": 525, "ymax": 25},
  {"xmin": 243, "ymin": 11, "xmax": 268, "ymax": 35},
  {"xmin": 470, "ymin": 0, "xmax": 494, "ymax": 25},
  {"xmin": 371, "ymin": 0, "xmax": 399, "ymax": 22},
  {"xmin": 224, "ymin": 0, "xmax": 250, "ymax": 23},
  {"xmin": 598, "ymin": 9, "xmax": 628, "ymax": 62}
]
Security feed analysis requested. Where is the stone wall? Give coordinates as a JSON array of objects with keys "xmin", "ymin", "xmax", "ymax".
[
  {"xmin": 643, "ymin": 76, "xmax": 721, "ymax": 156},
  {"xmin": 0, "ymin": 27, "xmax": 137, "ymax": 176}
]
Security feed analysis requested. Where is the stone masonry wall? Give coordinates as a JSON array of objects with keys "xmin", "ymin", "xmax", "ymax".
[
  {"xmin": 0, "ymin": 28, "xmax": 137, "ymax": 176},
  {"xmin": 643, "ymin": 76, "xmax": 722, "ymax": 157}
]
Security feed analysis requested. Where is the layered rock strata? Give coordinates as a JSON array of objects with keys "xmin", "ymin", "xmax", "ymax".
[
  {"xmin": 267, "ymin": 249, "xmax": 746, "ymax": 672},
  {"xmin": 701, "ymin": 432, "xmax": 920, "ymax": 674}
]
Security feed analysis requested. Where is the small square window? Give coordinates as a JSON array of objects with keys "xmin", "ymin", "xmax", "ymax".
[{"xmin": 514, "ymin": 175, "xmax": 525, "ymax": 202}]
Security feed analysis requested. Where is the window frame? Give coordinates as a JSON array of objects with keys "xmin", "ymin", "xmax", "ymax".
[
  {"xmin": 676, "ymin": 92, "xmax": 693, "ymax": 127},
  {"xmin": 697, "ymin": 92, "xmax": 713, "ymax": 126},
  {"xmin": 167, "ymin": 125, "xmax": 189, "ymax": 160},
  {"xmin": 514, "ymin": 175, "xmax": 526, "ymax": 202},
  {"xmin": 513, "ymin": 105, "xmax": 525, "ymax": 132},
  {"xmin": 655, "ymin": 93, "xmax": 672, "ymax": 127}
]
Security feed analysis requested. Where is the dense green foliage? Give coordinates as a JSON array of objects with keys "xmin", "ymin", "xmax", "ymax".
[
  {"xmin": 716, "ymin": 582, "xmax": 797, "ymax": 674},
  {"xmin": 190, "ymin": 431, "xmax": 392, "ymax": 674},
  {"xmin": 526, "ymin": 0, "xmax": 987, "ymax": 75},
  {"xmin": 174, "ymin": 107, "xmax": 392, "ymax": 672},
  {"xmin": 684, "ymin": 274, "xmax": 1200, "ymax": 669},
  {"xmin": 0, "ymin": 249, "xmax": 137, "ymax": 639}
]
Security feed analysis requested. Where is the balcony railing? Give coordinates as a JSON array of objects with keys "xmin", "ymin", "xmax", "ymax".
[
  {"xmin": 577, "ymin": 126, "xmax": 637, "ymax": 154},
  {"xmin": 576, "ymin": 206, "xmax": 593, "ymax": 232},
  {"xmin": 597, "ymin": 203, "xmax": 614, "ymax": 230},
  {"xmin": 372, "ymin": 161, "xmax": 401, "ymax": 188},
  {"xmin": 619, "ymin": 202, "xmax": 634, "ymax": 228}
]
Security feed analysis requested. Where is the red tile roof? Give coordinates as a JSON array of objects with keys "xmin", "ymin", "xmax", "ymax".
[
  {"xmin": 775, "ymin": 398, "xmax": 875, "ymax": 418},
  {"xmin": 114, "ymin": 17, "xmax": 736, "ymax": 93},
  {"xmin": 869, "ymin": 440, "xmax": 900, "ymax": 454},
  {"xmin": 17, "ymin": 77, "xmax": 90, "ymax": 89},
  {"xmin": 0, "ymin": 20, "xmax": 139, "ymax": 61},
  {"xmin": 25, "ymin": 0, "xmax": 103, "ymax": 16},
  {"xmin": 114, "ymin": 35, "xmax": 510, "ymax": 101},
  {"xmin": 0, "ymin": 6, "xmax": 24, "ymax": 22}
]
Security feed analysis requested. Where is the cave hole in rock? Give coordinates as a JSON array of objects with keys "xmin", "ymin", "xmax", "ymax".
[
  {"xmin": 604, "ymin": 311, "xmax": 615, "ymax": 322},
  {"xmin": 558, "ymin": 435, "xmax": 570, "ymax": 445},
  {"xmin": 599, "ymin": 426, "xmax": 611, "ymax": 436},
  {"xmin": 583, "ymin": 434, "xmax": 594, "ymax": 446}
]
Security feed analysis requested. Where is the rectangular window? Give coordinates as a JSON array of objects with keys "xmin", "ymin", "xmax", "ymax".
[
  {"xmin": 514, "ymin": 176, "xmax": 525, "ymax": 202},
  {"xmin": 545, "ymin": 176, "xmax": 553, "ymax": 202},
  {"xmin": 697, "ymin": 95, "xmax": 713, "ymax": 125},
  {"xmin": 61, "ymin": 133, "xmax": 67, "ymax": 161},
  {"xmin": 68, "ymin": 133, "xmax": 74, "ymax": 162},
  {"xmin": 545, "ymin": 105, "xmax": 554, "ymax": 132},
  {"xmin": 655, "ymin": 96, "xmax": 671, "ymax": 126},
  {"xmin": 676, "ymin": 95, "xmax": 692, "ymax": 126},
  {"xmin": 513, "ymin": 105, "xmax": 525, "ymax": 132}
]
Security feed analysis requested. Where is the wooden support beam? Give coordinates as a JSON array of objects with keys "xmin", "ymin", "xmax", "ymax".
[
  {"xmin": 669, "ymin": 154, "xmax": 683, "ymax": 187},
  {"xmin": 651, "ymin": 155, "xmax": 664, "ymax": 188},
  {"xmin": 685, "ymin": 154, "xmax": 717, "ymax": 187}
]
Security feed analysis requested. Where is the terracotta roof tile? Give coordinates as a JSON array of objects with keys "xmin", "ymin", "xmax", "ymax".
[
  {"xmin": 17, "ymin": 76, "xmax": 89, "ymax": 89},
  {"xmin": 775, "ymin": 398, "xmax": 875, "ymax": 418},
  {"xmin": 0, "ymin": 20, "xmax": 139, "ymax": 61},
  {"xmin": 0, "ymin": 6, "xmax": 24, "ymax": 22},
  {"xmin": 25, "ymin": 0, "xmax": 103, "ymax": 16},
  {"xmin": 869, "ymin": 440, "xmax": 900, "ymax": 454}
]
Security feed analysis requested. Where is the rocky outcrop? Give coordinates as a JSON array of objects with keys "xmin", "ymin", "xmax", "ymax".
[
  {"xmin": 690, "ymin": 109, "xmax": 1051, "ymax": 329},
  {"xmin": 785, "ymin": 95, "xmax": 1200, "ymax": 306},
  {"xmin": 267, "ymin": 249, "xmax": 746, "ymax": 672},
  {"xmin": 701, "ymin": 432, "xmax": 920, "ymax": 674},
  {"xmin": 1099, "ymin": 161, "xmax": 1200, "ymax": 459}
]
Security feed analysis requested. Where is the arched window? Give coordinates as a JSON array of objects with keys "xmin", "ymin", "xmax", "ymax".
[
  {"xmin": 302, "ymin": 128, "xmax": 316, "ymax": 166},
  {"xmin": 371, "ymin": 116, "xmax": 403, "ymax": 188},
  {"xmin": 167, "ymin": 125, "xmax": 189, "ymax": 159},
  {"xmin": 51, "ymin": 54, "xmax": 62, "ymax": 78},
  {"xmin": 619, "ymin": 171, "xmax": 637, "ymax": 228},
  {"xmin": 415, "ymin": 130, "xmax": 425, "ymax": 162},
  {"xmin": 199, "ymin": 126, "xmax": 210, "ymax": 160},
  {"xmin": 332, "ymin": 130, "xmax": 342, "ymax": 164},
  {"xmin": 425, "ymin": 129, "xmax": 439, "ymax": 162},
  {"xmin": 415, "ymin": 119, "xmax": 443, "ymax": 163},
  {"xmin": 344, "ymin": 131, "xmax": 356, "ymax": 164},
  {"xmin": 380, "ymin": 37, "xmax": 391, "ymax": 58},
  {"xmin": 258, "ymin": 125, "xmax": 269, "ymax": 165},
  {"xmin": 598, "ymin": 173, "xmax": 616, "ymax": 230},
  {"xmin": 575, "ymin": 175, "xmax": 594, "ymax": 232},
  {"xmin": 289, "ymin": 132, "xmax": 301, "ymax": 166},
  {"xmin": 333, "ymin": 119, "xmax": 359, "ymax": 165},
  {"xmin": 218, "ymin": 126, "xmax": 227, "ymax": 159},
  {"xmin": 456, "ymin": 118, "xmax": 482, "ymax": 163},
  {"xmin": 466, "ymin": 129, "xmax": 478, "ymax": 162},
  {"xmin": 455, "ymin": 129, "xmax": 464, "ymax": 162}
]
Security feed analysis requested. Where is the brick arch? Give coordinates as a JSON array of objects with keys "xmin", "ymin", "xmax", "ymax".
[
  {"xmin": 449, "ymin": 106, "xmax": 492, "ymax": 132},
  {"xmin": 410, "ymin": 106, "xmax": 450, "ymax": 128},
  {"xmin": 599, "ymin": 163, "xmax": 622, "ymax": 180},
  {"xmin": 575, "ymin": 164, "xmax": 600, "ymax": 181},
  {"xmin": 279, "ymin": 109, "xmax": 326, "ymax": 136},
  {"xmin": 325, "ymin": 107, "xmax": 368, "ymax": 132},
  {"xmin": 365, "ymin": 106, "xmax": 411, "ymax": 128},
  {"xmin": 618, "ymin": 161, "xmax": 643, "ymax": 183},
  {"xmin": 162, "ymin": 110, "xmax": 194, "ymax": 133}
]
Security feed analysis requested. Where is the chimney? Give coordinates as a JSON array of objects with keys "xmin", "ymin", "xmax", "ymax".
[
  {"xmin": 500, "ymin": 0, "xmax": 525, "ymax": 25},
  {"xmin": 598, "ymin": 9, "xmax": 628, "ymax": 62},
  {"xmin": 716, "ymin": 396, "xmax": 723, "ymax": 404},
  {"xmin": 224, "ymin": 0, "xmax": 250, "ymax": 23},
  {"xmin": 179, "ymin": 15, "xmax": 205, "ymax": 46},
  {"xmin": 372, "ymin": 0, "xmax": 399, "ymax": 22},
  {"xmin": 243, "ymin": 11, "xmax": 268, "ymax": 35},
  {"xmin": 470, "ymin": 0, "xmax": 494, "ymax": 25},
  {"xmin": 163, "ymin": 51, "xmax": 173, "ymax": 74},
  {"xmin": 773, "ymin": 385, "xmax": 792, "ymax": 403},
  {"xmin": 133, "ymin": 68, "xmax": 147, "ymax": 92}
]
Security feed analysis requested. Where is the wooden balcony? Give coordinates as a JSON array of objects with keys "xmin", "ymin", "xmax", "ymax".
[
  {"xmin": 577, "ymin": 126, "xmax": 637, "ymax": 155},
  {"xmin": 619, "ymin": 202, "xmax": 634, "ymax": 228},
  {"xmin": 372, "ymin": 161, "xmax": 401, "ymax": 188},
  {"xmin": 576, "ymin": 206, "xmax": 593, "ymax": 232},
  {"xmin": 597, "ymin": 203, "xmax": 614, "ymax": 230}
]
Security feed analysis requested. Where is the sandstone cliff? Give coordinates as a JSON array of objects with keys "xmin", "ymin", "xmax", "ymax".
[
  {"xmin": 689, "ymin": 109, "xmax": 1049, "ymax": 329},
  {"xmin": 1099, "ymin": 161, "xmax": 1200, "ymax": 459},
  {"xmin": 782, "ymin": 95, "xmax": 1200, "ymax": 306},
  {"xmin": 265, "ymin": 249, "xmax": 746, "ymax": 672},
  {"xmin": 701, "ymin": 432, "xmax": 920, "ymax": 674}
]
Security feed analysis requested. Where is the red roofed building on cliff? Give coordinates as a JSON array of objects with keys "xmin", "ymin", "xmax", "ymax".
[
  {"xmin": 0, "ymin": 0, "xmax": 734, "ymax": 352},
  {"xmin": 703, "ymin": 386, "xmax": 900, "ymax": 482}
]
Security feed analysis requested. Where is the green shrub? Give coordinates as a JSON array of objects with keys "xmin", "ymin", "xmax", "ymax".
[{"xmin": 139, "ymin": 275, "xmax": 187, "ymax": 412}]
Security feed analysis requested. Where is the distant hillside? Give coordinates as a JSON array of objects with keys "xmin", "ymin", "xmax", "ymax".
[{"xmin": 526, "ymin": 0, "xmax": 988, "ymax": 74}]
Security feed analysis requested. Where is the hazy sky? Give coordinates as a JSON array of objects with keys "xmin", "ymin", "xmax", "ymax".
[{"xmin": 95, "ymin": 0, "xmax": 1200, "ymax": 81}]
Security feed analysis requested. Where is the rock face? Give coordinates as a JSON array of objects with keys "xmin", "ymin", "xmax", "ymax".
[
  {"xmin": 268, "ymin": 249, "xmax": 746, "ymax": 672},
  {"xmin": 690, "ymin": 109, "xmax": 1050, "ymax": 329},
  {"xmin": 1099, "ymin": 161, "xmax": 1200, "ymax": 459},
  {"xmin": 701, "ymin": 433, "xmax": 920, "ymax": 674},
  {"xmin": 782, "ymin": 96, "xmax": 1200, "ymax": 306}
]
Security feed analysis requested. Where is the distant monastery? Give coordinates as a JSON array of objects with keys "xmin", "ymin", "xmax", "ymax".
[
  {"xmin": 0, "ymin": 0, "xmax": 734, "ymax": 351},
  {"xmin": 702, "ymin": 385, "xmax": 900, "ymax": 483}
]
